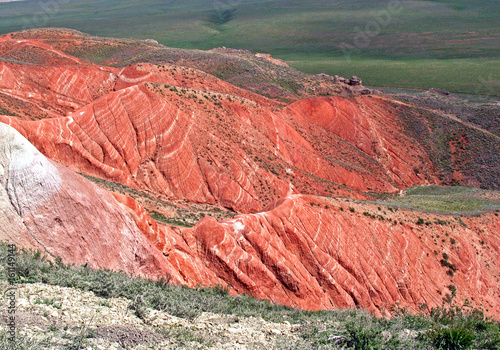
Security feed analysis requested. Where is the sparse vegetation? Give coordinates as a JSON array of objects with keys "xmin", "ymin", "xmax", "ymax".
[
  {"xmin": 440, "ymin": 255, "xmax": 458, "ymax": 277},
  {"xmin": 1, "ymin": 243, "xmax": 498, "ymax": 349},
  {"xmin": 149, "ymin": 211, "xmax": 194, "ymax": 228},
  {"xmin": 79, "ymin": 173, "xmax": 235, "ymax": 227},
  {"xmin": 380, "ymin": 186, "xmax": 500, "ymax": 215}
]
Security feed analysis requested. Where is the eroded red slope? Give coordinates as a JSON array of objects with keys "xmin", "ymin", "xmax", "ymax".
[
  {"xmin": 3, "ymin": 123, "xmax": 497, "ymax": 316},
  {"xmin": 183, "ymin": 195, "xmax": 500, "ymax": 317},
  {"xmin": 0, "ymin": 61, "xmax": 117, "ymax": 119},
  {"xmin": 0, "ymin": 33, "xmax": 444, "ymax": 211},
  {"xmin": 0, "ymin": 76, "xmax": 441, "ymax": 213},
  {"xmin": 286, "ymin": 96, "xmax": 439, "ymax": 189},
  {"xmin": 0, "ymin": 122, "xmax": 221, "ymax": 286},
  {"xmin": 1, "ymin": 31, "xmax": 499, "ymax": 319}
]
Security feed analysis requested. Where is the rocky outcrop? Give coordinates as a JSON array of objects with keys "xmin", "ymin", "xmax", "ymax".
[
  {"xmin": 183, "ymin": 195, "xmax": 500, "ymax": 316},
  {"xmin": 0, "ymin": 30, "xmax": 499, "ymax": 319},
  {"xmin": 348, "ymin": 76, "xmax": 362, "ymax": 86},
  {"xmin": 428, "ymin": 88, "xmax": 450, "ymax": 96},
  {"xmin": 0, "ymin": 122, "xmax": 219, "ymax": 286},
  {"xmin": 2, "ymin": 32, "xmax": 496, "ymax": 206},
  {"xmin": 0, "ymin": 83, "xmax": 441, "ymax": 213},
  {"xmin": 1, "ymin": 124, "xmax": 497, "ymax": 316}
]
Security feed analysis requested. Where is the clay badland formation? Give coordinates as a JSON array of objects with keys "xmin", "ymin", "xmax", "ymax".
[{"xmin": 0, "ymin": 29, "xmax": 498, "ymax": 318}]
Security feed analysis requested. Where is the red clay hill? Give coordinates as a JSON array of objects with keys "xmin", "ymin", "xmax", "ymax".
[{"xmin": 0, "ymin": 29, "xmax": 499, "ymax": 318}]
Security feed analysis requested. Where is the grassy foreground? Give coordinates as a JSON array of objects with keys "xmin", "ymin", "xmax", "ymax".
[{"xmin": 0, "ymin": 243, "xmax": 499, "ymax": 349}]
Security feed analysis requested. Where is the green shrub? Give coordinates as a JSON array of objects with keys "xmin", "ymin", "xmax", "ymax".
[
  {"xmin": 427, "ymin": 326, "xmax": 474, "ymax": 350},
  {"xmin": 440, "ymin": 259, "xmax": 457, "ymax": 272},
  {"xmin": 343, "ymin": 321, "xmax": 383, "ymax": 350}
]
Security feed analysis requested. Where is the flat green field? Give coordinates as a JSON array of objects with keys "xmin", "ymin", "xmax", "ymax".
[
  {"xmin": 285, "ymin": 57, "xmax": 500, "ymax": 96},
  {"xmin": 380, "ymin": 185, "xmax": 500, "ymax": 215},
  {"xmin": 0, "ymin": 0, "xmax": 498, "ymax": 94}
]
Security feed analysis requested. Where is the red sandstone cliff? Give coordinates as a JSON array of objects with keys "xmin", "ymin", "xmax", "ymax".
[
  {"xmin": 0, "ymin": 30, "xmax": 499, "ymax": 318},
  {"xmin": 0, "ymin": 122, "xmax": 222, "ymax": 287},
  {"xmin": 0, "ymin": 80, "xmax": 439, "ymax": 213},
  {"xmin": 183, "ymin": 195, "xmax": 500, "ymax": 316}
]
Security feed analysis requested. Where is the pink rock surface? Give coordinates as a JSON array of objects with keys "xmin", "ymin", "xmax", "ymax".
[
  {"xmin": 0, "ymin": 122, "xmax": 219, "ymax": 284},
  {"xmin": 0, "ymin": 83, "xmax": 439, "ymax": 213},
  {"xmin": 0, "ymin": 33, "xmax": 441, "ymax": 213},
  {"xmin": 0, "ymin": 32, "xmax": 498, "ymax": 319},
  {"xmin": 183, "ymin": 195, "xmax": 500, "ymax": 317}
]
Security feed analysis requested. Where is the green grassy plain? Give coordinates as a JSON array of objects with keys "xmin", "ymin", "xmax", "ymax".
[
  {"xmin": 380, "ymin": 185, "xmax": 500, "ymax": 215},
  {"xmin": 285, "ymin": 57, "xmax": 500, "ymax": 96},
  {"xmin": 0, "ymin": 0, "xmax": 498, "ymax": 94}
]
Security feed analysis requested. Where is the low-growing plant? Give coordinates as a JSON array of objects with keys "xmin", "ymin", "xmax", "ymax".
[
  {"xmin": 128, "ymin": 295, "xmax": 148, "ymax": 321},
  {"xmin": 1, "ymin": 243, "xmax": 499, "ymax": 349},
  {"xmin": 440, "ymin": 259, "xmax": 457, "ymax": 272},
  {"xmin": 343, "ymin": 320, "xmax": 384, "ymax": 349},
  {"xmin": 427, "ymin": 326, "xmax": 474, "ymax": 350},
  {"xmin": 0, "ymin": 332, "xmax": 49, "ymax": 350}
]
